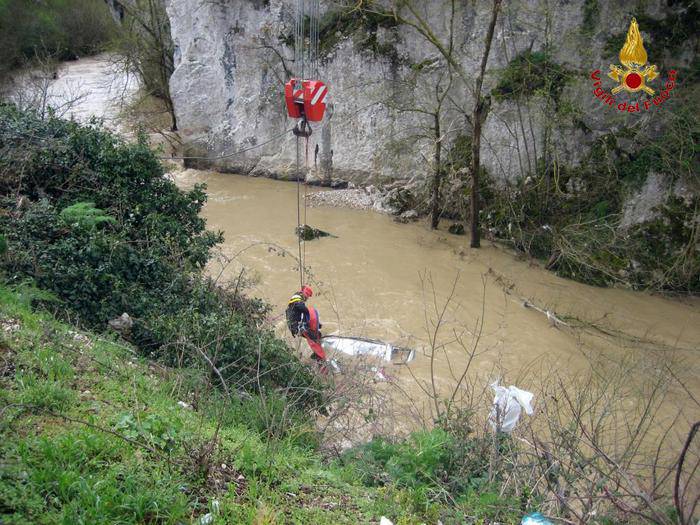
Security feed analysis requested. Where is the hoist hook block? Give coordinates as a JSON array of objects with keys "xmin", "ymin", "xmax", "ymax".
[
  {"xmin": 293, "ymin": 119, "xmax": 312, "ymax": 138},
  {"xmin": 285, "ymin": 78, "xmax": 328, "ymax": 122}
]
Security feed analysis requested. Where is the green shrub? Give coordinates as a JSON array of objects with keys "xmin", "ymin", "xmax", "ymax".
[
  {"xmin": 342, "ymin": 429, "xmax": 454, "ymax": 489},
  {"xmin": 340, "ymin": 426, "xmax": 509, "ymax": 514},
  {"xmin": 3, "ymin": 197, "xmax": 196, "ymax": 326},
  {"xmin": 0, "ymin": 0, "xmax": 117, "ymax": 74},
  {"xmin": 114, "ymin": 412, "xmax": 181, "ymax": 452},
  {"xmin": 479, "ymin": 106, "xmax": 699, "ymax": 292},
  {"xmin": 316, "ymin": 2, "xmax": 399, "ymax": 59},
  {"xmin": 0, "ymin": 104, "xmax": 217, "ymax": 321},
  {"xmin": 59, "ymin": 202, "xmax": 116, "ymax": 230},
  {"xmin": 492, "ymin": 51, "xmax": 572, "ymax": 103},
  {"xmin": 0, "ymin": 105, "xmax": 324, "ymax": 402}
]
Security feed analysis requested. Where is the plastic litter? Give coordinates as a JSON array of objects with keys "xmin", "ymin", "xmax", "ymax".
[
  {"xmin": 328, "ymin": 359, "xmax": 341, "ymax": 373},
  {"xmin": 371, "ymin": 366, "xmax": 389, "ymax": 382},
  {"xmin": 379, "ymin": 518, "xmax": 393, "ymax": 525},
  {"xmin": 489, "ymin": 380, "xmax": 534, "ymax": 433},
  {"xmin": 521, "ymin": 512, "xmax": 553, "ymax": 524}
]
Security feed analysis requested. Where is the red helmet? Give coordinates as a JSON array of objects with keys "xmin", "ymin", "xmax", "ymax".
[{"xmin": 301, "ymin": 285, "xmax": 313, "ymax": 298}]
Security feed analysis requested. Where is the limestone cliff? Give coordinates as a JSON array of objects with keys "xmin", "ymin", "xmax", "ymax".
[{"xmin": 164, "ymin": 0, "xmax": 695, "ymax": 194}]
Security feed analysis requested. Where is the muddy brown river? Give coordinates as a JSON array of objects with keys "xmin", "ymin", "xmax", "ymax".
[{"xmin": 172, "ymin": 169, "xmax": 700, "ymax": 431}]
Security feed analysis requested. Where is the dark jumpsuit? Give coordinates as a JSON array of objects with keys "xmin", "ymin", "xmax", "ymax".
[{"xmin": 286, "ymin": 292, "xmax": 309, "ymax": 336}]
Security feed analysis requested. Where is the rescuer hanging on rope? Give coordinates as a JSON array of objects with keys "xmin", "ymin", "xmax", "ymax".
[
  {"xmin": 283, "ymin": 0, "xmax": 328, "ymax": 370},
  {"xmin": 286, "ymin": 285, "xmax": 326, "ymax": 363}
]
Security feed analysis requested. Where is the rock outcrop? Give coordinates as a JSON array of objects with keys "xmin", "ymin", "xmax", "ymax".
[{"xmin": 164, "ymin": 0, "xmax": 695, "ymax": 199}]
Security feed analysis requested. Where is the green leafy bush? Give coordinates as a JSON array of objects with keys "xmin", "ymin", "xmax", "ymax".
[
  {"xmin": 492, "ymin": 51, "xmax": 572, "ymax": 103},
  {"xmin": 342, "ymin": 428, "xmax": 477, "ymax": 491},
  {"xmin": 0, "ymin": 105, "xmax": 323, "ymax": 402},
  {"xmin": 317, "ymin": 2, "xmax": 399, "ymax": 59},
  {"xmin": 114, "ymin": 412, "xmax": 181, "ymax": 452},
  {"xmin": 59, "ymin": 202, "xmax": 116, "ymax": 230},
  {"xmin": 338, "ymin": 424, "xmax": 522, "ymax": 521},
  {"xmin": 0, "ymin": 0, "xmax": 117, "ymax": 74}
]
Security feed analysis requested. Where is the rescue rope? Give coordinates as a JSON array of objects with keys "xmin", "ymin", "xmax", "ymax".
[
  {"xmin": 295, "ymin": 135, "xmax": 304, "ymax": 288},
  {"xmin": 302, "ymin": 136, "xmax": 309, "ymax": 274},
  {"xmin": 293, "ymin": 0, "xmax": 321, "ymax": 289},
  {"xmin": 159, "ymin": 128, "xmax": 293, "ymax": 161},
  {"xmin": 293, "ymin": 0, "xmax": 304, "ymax": 289}
]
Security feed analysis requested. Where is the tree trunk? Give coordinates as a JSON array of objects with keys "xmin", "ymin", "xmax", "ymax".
[
  {"xmin": 430, "ymin": 113, "xmax": 442, "ymax": 229},
  {"xmin": 470, "ymin": 103, "xmax": 482, "ymax": 247},
  {"xmin": 166, "ymin": 96, "xmax": 178, "ymax": 131},
  {"xmin": 469, "ymin": 0, "xmax": 502, "ymax": 248}
]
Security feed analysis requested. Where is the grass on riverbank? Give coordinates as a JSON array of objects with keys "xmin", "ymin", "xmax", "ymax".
[{"xmin": 0, "ymin": 283, "xmax": 440, "ymax": 524}]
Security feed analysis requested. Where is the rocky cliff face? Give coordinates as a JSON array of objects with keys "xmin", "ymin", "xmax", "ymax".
[{"xmin": 164, "ymin": 0, "xmax": 694, "ymax": 195}]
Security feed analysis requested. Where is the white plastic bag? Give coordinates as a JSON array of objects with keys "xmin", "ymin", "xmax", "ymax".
[{"xmin": 489, "ymin": 380, "xmax": 534, "ymax": 433}]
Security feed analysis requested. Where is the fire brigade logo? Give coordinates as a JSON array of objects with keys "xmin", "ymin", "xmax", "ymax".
[
  {"xmin": 590, "ymin": 17, "xmax": 677, "ymax": 113},
  {"xmin": 608, "ymin": 18, "xmax": 658, "ymax": 95}
]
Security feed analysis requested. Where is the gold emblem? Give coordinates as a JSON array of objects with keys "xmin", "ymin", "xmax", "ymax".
[{"xmin": 608, "ymin": 18, "xmax": 658, "ymax": 95}]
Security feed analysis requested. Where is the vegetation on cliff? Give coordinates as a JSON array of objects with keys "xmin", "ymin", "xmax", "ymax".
[
  {"xmin": 398, "ymin": 2, "xmax": 700, "ymax": 293},
  {"xmin": 0, "ymin": 0, "xmax": 116, "ymax": 76}
]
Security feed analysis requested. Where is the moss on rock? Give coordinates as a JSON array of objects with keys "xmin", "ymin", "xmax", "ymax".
[{"xmin": 492, "ymin": 51, "xmax": 572, "ymax": 104}]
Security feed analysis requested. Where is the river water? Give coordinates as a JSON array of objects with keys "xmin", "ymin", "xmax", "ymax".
[
  {"xmin": 171, "ymin": 168, "xmax": 700, "ymax": 427},
  {"xmin": 10, "ymin": 55, "xmax": 698, "ymax": 433},
  {"xmin": 2, "ymin": 54, "xmax": 136, "ymax": 130}
]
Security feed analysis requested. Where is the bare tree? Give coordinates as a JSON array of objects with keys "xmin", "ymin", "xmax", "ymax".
[
  {"xmin": 113, "ymin": 0, "xmax": 177, "ymax": 131},
  {"xmin": 364, "ymin": 0, "xmax": 503, "ymax": 245},
  {"xmin": 469, "ymin": 0, "xmax": 502, "ymax": 247},
  {"xmin": 384, "ymin": 63, "xmax": 455, "ymax": 228}
]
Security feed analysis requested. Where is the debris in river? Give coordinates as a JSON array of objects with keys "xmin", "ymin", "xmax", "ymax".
[
  {"xmin": 394, "ymin": 209, "xmax": 419, "ymax": 223},
  {"xmin": 522, "ymin": 300, "xmax": 568, "ymax": 327},
  {"xmin": 371, "ymin": 366, "xmax": 390, "ymax": 382},
  {"xmin": 306, "ymin": 187, "xmax": 387, "ymax": 211},
  {"xmin": 295, "ymin": 224, "xmax": 336, "ymax": 240},
  {"xmin": 448, "ymin": 222, "xmax": 465, "ymax": 235}
]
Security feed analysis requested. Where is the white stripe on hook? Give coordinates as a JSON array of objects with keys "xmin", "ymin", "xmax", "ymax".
[{"xmin": 311, "ymin": 85, "xmax": 326, "ymax": 106}]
